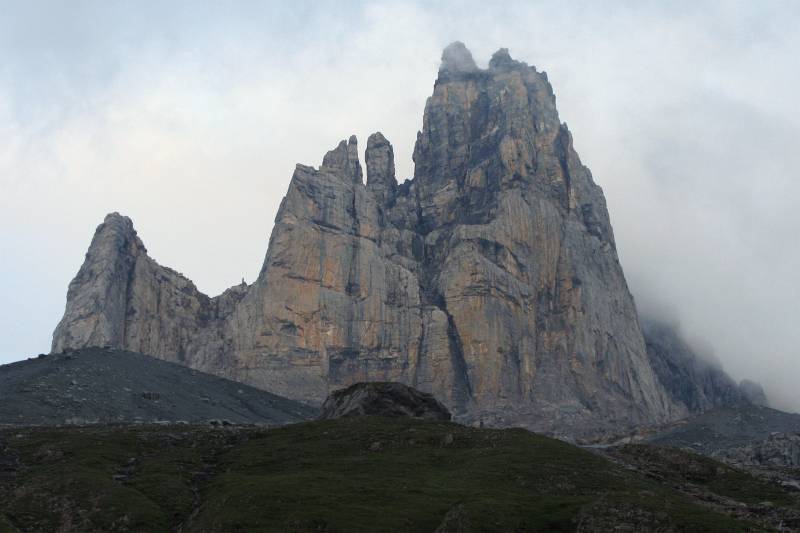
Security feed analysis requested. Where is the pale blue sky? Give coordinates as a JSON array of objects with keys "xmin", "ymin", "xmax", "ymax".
[{"xmin": 2, "ymin": 1, "xmax": 799, "ymax": 410}]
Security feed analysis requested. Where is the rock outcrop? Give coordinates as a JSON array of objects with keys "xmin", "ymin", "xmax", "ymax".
[
  {"xmin": 319, "ymin": 382, "xmax": 451, "ymax": 421},
  {"xmin": 54, "ymin": 43, "xmax": 713, "ymax": 437}
]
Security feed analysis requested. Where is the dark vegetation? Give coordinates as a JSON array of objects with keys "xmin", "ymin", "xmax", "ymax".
[{"xmin": 1, "ymin": 417, "xmax": 798, "ymax": 532}]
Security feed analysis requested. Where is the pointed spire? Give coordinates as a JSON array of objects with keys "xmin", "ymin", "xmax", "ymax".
[
  {"xmin": 439, "ymin": 41, "xmax": 478, "ymax": 75},
  {"xmin": 489, "ymin": 48, "xmax": 521, "ymax": 70},
  {"xmin": 365, "ymin": 132, "xmax": 397, "ymax": 205},
  {"xmin": 321, "ymin": 135, "xmax": 363, "ymax": 184},
  {"xmin": 51, "ymin": 212, "xmax": 143, "ymax": 353},
  {"xmin": 93, "ymin": 212, "xmax": 144, "ymax": 255}
]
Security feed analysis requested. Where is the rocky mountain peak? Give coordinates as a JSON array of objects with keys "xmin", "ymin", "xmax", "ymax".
[
  {"xmin": 93, "ymin": 212, "xmax": 143, "ymax": 253},
  {"xmin": 365, "ymin": 132, "xmax": 397, "ymax": 205},
  {"xmin": 53, "ymin": 43, "xmax": 748, "ymax": 438},
  {"xmin": 439, "ymin": 41, "xmax": 478, "ymax": 75},
  {"xmin": 488, "ymin": 47, "xmax": 523, "ymax": 70},
  {"xmin": 414, "ymin": 43, "xmax": 608, "ymax": 244},
  {"xmin": 102, "ymin": 211, "xmax": 135, "ymax": 230},
  {"xmin": 321, "ymin": 135, "xmax": 363, "ymax": 183},
  {"xmin": 51, "ymin": 212, "xmax": 144, "ymax": 353}
]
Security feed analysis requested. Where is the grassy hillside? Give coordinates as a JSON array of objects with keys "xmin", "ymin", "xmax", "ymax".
[{"xmin": 2, "ymin": 417, "xmax": 799, "ymax": 531}]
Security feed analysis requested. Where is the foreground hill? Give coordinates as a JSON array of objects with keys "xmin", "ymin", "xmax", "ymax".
[
  {"xmin": 0, "ymin": 348, "xmax": 316, "ymax": 426},
  {"xmin": 1, "ymin": 417, "xmax": 799, "ymax": 531}
]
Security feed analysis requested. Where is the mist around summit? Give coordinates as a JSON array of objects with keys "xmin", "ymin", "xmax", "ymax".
[
  {"xmin": 2, "ymin": 2, "xmax": 798, "ymax": 414},
  {"xmin": 2, "ymin": 4, "xmax": 800, "ymax": 531}
]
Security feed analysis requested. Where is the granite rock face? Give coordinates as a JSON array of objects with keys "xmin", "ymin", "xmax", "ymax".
[
  {"xmin": 54, "ymin": 43, "xmax": 709, "ymax": 436},
  {"xmin": 319, "ymin": 382, "xmax": 451, "ymax": 421}
]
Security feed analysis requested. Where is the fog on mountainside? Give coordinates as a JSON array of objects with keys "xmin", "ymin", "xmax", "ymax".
[{"xmin": 1, "ymin": 2, "xmax": 798, "ymax": 413}]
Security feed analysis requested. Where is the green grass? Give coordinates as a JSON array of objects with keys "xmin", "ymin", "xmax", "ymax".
[
  {"xmin": 194, "ymin": 420, "xmax": 612, "ymax": 531},
  {"xmin": 0, "ymin": 418, "xmax": 790, "ymax": 531}
]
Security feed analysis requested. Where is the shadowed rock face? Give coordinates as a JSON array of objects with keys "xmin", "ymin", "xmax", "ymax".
[
  {"xmin": 54, "ymin": 43, "xmax": 698, "ymax": 437},
  {"xmin": 319, "ymin": 382, "xmax": 451, "ymax": 421},
  {"xmin": 642, "ymin": 319, "xmax": 769, "ymax": 415},
  {"xmin": 642, "ymin": 319, "xmax": 747, "ymax": 413}
]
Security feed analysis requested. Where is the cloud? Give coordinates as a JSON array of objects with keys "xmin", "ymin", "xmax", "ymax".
[{"xmin": 1, "ymin": 1, "xmax": 798, "ymax": 411}]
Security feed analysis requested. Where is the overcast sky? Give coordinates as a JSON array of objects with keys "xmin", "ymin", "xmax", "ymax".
[{"xmin": 1, "ymin": 1, "xmax": 798, "ymax": 411}]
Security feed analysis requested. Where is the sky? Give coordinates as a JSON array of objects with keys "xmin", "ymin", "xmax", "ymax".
[{"xmin": 1, "ymin": 1, "xmax": 798, "ymax": 411}]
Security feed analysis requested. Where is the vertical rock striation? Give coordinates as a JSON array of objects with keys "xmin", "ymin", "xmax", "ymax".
[{"xmin": 53, "ymin": 43, "xmax": 729, "ymax": 437}]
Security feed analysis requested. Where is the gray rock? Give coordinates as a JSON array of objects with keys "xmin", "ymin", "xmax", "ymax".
[
  {"xmin": 365, "ymin": 132, "xmax": 397, "ymax": 206},
  {"xmin": 319, "ymin": 382, "xmax": 451, "ymax": 421},
  {"xmin": 52, "ymin": 43, "xmax": 700, "ymax": 438},
  {"xmin": 321, "ymin": 135, "xmax": 362, "ymax": 184},
  {"xmin": 439, "ymin": 41, "xmax": 478, "ymax": 75}
]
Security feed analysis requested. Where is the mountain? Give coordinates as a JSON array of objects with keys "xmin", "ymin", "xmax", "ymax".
[
  {"xmin": 52, "ymin": 43, "xmax": 755, "ymax": 438},
  {"xmin": 0, "ymin": 347, "xmax": 315, "ymax": 426}
]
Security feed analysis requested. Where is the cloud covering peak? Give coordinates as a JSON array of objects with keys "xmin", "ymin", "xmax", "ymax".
[{"xmin": 1, "ymin": 1, "xmax": 799, "ymax": 411}]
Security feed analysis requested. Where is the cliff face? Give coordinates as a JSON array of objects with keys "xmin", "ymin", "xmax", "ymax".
[
  {"xmin": 52, "ymin": 214, "xmax": 247, "ymax": 372},
  {"xmin": 54, "ymin": 43, "xmax": 698, "ymax": 436}
]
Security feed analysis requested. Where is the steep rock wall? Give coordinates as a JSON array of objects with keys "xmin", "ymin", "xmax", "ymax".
[{"xmin": 53, "ymin": 43, "xmax": 698, "ymax": 437}]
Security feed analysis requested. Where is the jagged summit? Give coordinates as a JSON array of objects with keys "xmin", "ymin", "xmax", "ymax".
[
  {"xmin": 440, "ymin": 43, "xmax": 534, "ymax": 76},
  {"xmin": 51, "ymin": 43, "xmax": 753, "ymax": 438},
  {"xmin": 439, "ymin": 41, "xmax": 478, "ymax": 74},
  {"xmin": 365, "ymin": 132, "xmax": 397, "ymax": 205},
  {"xmin": 489, "ymin": 47, "xmax": 524, "ymax": 69},
  {"xmin": 320, "ymin": 135, "xmax": 362, "ymax": 183},
  {"xmin": 96, "ymin": 212, "xmax": 140, "ymax": 246}
]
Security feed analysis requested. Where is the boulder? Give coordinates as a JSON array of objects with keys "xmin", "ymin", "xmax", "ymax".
[{"xmin": 319, "ymin": 382, "xmax": 451, "ymax": 421}]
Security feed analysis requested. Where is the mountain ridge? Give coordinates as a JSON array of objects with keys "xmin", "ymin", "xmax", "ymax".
[{"xmin": 51, "ymin": 42, "xmax": 759, "ymax": 438}]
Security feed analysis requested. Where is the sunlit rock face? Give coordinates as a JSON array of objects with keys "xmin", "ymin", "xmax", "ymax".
[{"xmin": 53, "ymin": 43, "xmax": 693, "ymax": 437}]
